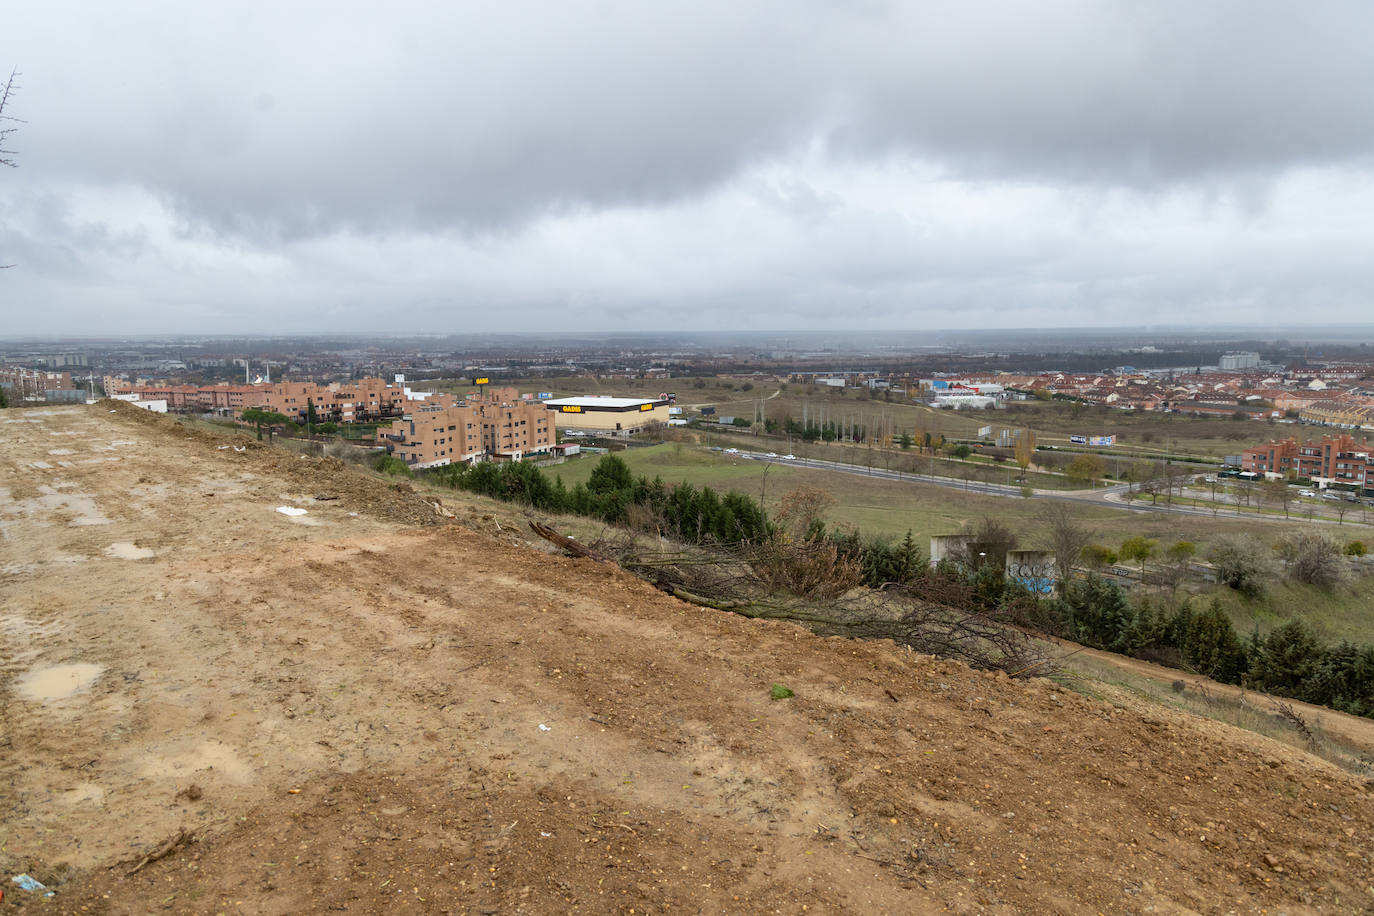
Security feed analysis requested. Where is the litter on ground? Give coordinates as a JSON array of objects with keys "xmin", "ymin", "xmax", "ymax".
[
  {"xmin": 12, "ymin": 874, "xmax": 54, "ymax": 896},
  {"xmin": 275, "ymin": 506, "xmax": 308, "ymax": 517}
]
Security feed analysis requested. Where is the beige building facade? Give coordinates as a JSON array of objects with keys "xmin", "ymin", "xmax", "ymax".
[{"xmin": 543, "ymin": 396, "xmax": 671, "ymax": 436}]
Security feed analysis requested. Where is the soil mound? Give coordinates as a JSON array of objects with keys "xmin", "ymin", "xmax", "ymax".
[{"xmin": 3, "ymin": 405, "xmax": 1371, "ymax": 914}]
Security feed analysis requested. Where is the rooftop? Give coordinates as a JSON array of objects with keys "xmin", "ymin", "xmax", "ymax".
[{"xmin": 543, "ymin": 396, "xmax": 663, "ymax": 408}]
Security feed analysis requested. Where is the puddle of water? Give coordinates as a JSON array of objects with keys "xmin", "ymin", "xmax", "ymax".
[
  {"xmin": 105, "ymin": 542, "xmax": 155, "ymax": 560},
  {"xmin": 17, "ymin": 663, "xmax": 106, "ymax": 701},
  {"xmin": 33, "ymin": 485, "xmax": 109, "ymax": 526}
]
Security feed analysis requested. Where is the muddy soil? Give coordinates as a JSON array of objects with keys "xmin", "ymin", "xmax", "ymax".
[{"xmin": 2, "ymin": 405, "xmax": 1372, "ymax": 914}]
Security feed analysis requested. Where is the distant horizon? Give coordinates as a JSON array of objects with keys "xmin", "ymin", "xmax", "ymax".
[{"xmin": 5, "ymin": 325, "xmax": 1374, "ymax": 357}]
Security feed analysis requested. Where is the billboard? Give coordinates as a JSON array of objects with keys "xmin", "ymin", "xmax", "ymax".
[
  {"xmin": 1069, "ymin": 435, "xmax": 1087, "ymax": 444},
  {"xmin": 977, "ymin": 425, "xmax": 993, "ymax": 438},
  {"xmin": 1088, "ymin": 435, "xmax": 1116, "ymax": 447},
  {"xmin": 537, "ymin": 392, "xmax": 553, "ymax": 399},
  {"xmin": 473, "ymin": 377, "xmax": 490, "ymax": 385},
  {"xmin": 560, "ymin": 405, "xmax": 583, "ymax": 413},
  {"xmin": 639, "ymin": 403, "xmax": 653, "ymax": 411}
]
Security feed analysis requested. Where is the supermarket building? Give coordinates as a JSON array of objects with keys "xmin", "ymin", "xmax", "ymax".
[{"xmin": 542, "ymin": 396, "xmax": 671, "ymax": 436}]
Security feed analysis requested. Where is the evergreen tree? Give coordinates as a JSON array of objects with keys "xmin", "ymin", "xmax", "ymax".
[
  {"xmin": 588, "ymin": 454, "xmax": 634, "ymax": 495},
  {"xmin": 1249, "ymin": 620, "xmax": 1324, "ymax": 700},
  {"xmin": 1182, "ymin": 600, "xmax": 1249, "ymax": 684}
]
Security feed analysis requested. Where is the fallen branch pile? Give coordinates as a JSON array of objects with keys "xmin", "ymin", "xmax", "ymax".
[{"xmin": 530, "ymin": 523, "xmax": 1047, "ymax": 678}]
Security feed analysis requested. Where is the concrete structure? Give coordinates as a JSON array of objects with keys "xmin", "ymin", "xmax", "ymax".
[
  {"xmin": 1219, "ymin": 351, "xmax": 1261, "ymax": 371},
  {"xmin": 542, "ymin": 396, "xmax": 671, "ymax": 436},
  {"xmin": 1006, "ymin": 550, "xmax": 1056, "ymax": 594}
]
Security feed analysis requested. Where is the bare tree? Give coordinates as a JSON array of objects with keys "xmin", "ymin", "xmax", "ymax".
[
  {"xmin": 1277, "ymin": 530, "xmax": 1348, "ymax": 588},
  {"xmin": 0, "ymin": 68, "xmax": 20, "ymax": 169},
  {"xmin": 1, "ymin": 68, "xmax": 21, "ymax": 270},
  {"xmin": 1036, "ymin": 502, "xmax": 1093, "ymax": 592},
  {"xmin": 1261, "ymin": 477, "xmax": 1294, "ymax": 518},
  {"xmin": 1332, "ymin": 499, "xmax": 1352, "ymax": 526}
]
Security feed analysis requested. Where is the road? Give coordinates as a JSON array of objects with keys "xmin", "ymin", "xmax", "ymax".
[{"xmin": 721, "ymin": 448, "xmax": 1368, "ymax": 526}]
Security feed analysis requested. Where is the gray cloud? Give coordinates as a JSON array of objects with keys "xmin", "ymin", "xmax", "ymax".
[{"xmin": 3, "ymin": 1, "xmax": 1374, "ymax": 333}]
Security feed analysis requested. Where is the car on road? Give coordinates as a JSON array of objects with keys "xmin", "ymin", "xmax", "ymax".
[
  {"xmin": 782, "ymin": 454, "xmax": 796, "ymax": 460},
  {"xmin": 724, "ymin": 448, "xmax": 738, "ymax": 454},
  {"xmin": 1299, "ymin": 489, "xmax": 1316, "ymax": 497},
  {"xmin": 765, "ymin": 452, "xmax": 778, "ymax": 459}
]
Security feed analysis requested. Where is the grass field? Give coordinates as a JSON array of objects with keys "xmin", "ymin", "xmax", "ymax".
[
  {"xmin": 1201, "ymin": 576, "xmax": 1374, "ymax": 644},
  {"xmin": 545, "ymin": 443, "xmax": 1320, "ymax": 549}
]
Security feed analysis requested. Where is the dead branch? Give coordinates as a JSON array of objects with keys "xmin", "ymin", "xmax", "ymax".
[
  {"xmin": 528, "ymin": 521, "xmax": 611, "ymax": 562},
  {"xmin": 124, "ymin": 828, "xmax": 193, "ymax": 876},
  {"xmin": 1271, "ymin": 699, "xmax": 1320, "ymax": 751}
]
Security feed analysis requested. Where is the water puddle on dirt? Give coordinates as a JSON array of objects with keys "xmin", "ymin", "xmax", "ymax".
[
  {"xmin": 17, "ymin": 663, "xmax": 106, "ymax": 701},
  {"xmin": 105, "ymin": 542, "xmax": 155, "ymax": 560}
]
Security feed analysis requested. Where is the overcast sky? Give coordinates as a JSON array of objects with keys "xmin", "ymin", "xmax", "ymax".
[{"xmin": 4, "ymin": 1, "xmax": 1374, "ymax": 336}]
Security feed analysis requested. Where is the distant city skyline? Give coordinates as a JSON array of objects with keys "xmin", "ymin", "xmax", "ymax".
[{"xmin": 5, "ymin": 2, "xmax": 1374, "ymax": 335}]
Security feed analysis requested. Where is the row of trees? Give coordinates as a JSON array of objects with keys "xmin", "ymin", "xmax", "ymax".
[
  {"xmin": 1052, "ymin": 577, "xmax": 1374, "ymax": 717},
  {"xmin": 429, "ymin": 454, "xmax": 771, "ymax": 546}
]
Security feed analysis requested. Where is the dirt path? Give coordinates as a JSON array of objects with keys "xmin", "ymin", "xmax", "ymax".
[
  {"xmin": 1053, "ymin": 637, "xmax": 1374, "ymax": 754},
  {"xmin": 2, "ymin": 405, "xmax": 1372, "ymax": 914}
]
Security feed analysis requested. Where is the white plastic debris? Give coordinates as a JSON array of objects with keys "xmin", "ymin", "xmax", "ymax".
[
  {"xmin": 538, "ymin": 723, "xmax": 550, "ymax": 732},
  {"xmin": 275, "ymin": 506, "xmax": 308, "ymax": 517},
  {"xmin": 12, "ymin": 874, "xmax": 54, "ymax": 897}
]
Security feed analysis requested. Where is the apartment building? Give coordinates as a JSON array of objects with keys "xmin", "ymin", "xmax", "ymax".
[
  {"xmin": 476, "ymin": 399, "xmax": 553, "ymax": 460},
  {"xmin": 379, "ymin": 392, "xmax": 553, "ymax": 467},
  {"xmin": 1241, "ymin": 433, "xmax": 1374, "ymax": 492},
  {"xmin": 380, "ymin": 404, "xmax": 485, "ymax": 468},
  {"xmin": 244, "ymin": 377, "xmax": 449, "ymax": 424},
  {"xmin": 106, "ymin": 379, "xmax": 267, "ymax": 412},
  {"xmin": 1, "ymin": 366, "xmax": 77, "ymax": 400}
]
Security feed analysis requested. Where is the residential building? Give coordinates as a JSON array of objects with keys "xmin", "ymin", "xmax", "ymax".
[
  {"xmin": 1, "ymin": 366, "xmax": 77, "ymax": 400},
  {"xmin": 1241, "ymin": 433, "xmax": 1374, "ymax": 492},
  {"xmin": 378, "ymin": 391, "xmax": 553, "ymax": 467},
  {"xmin": 380, "ymin": 404, "xmax": 485, "ymax": 468}
]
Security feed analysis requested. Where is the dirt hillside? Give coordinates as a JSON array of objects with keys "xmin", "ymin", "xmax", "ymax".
[{"xmin": 2, "ymin": 404, "xmax": 1372, "ymax": 914}]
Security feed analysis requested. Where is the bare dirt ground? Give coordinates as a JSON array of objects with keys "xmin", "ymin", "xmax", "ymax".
[{"xmin": 2, "ymin": 403, "xmax": 1373, "ymax": 915}]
